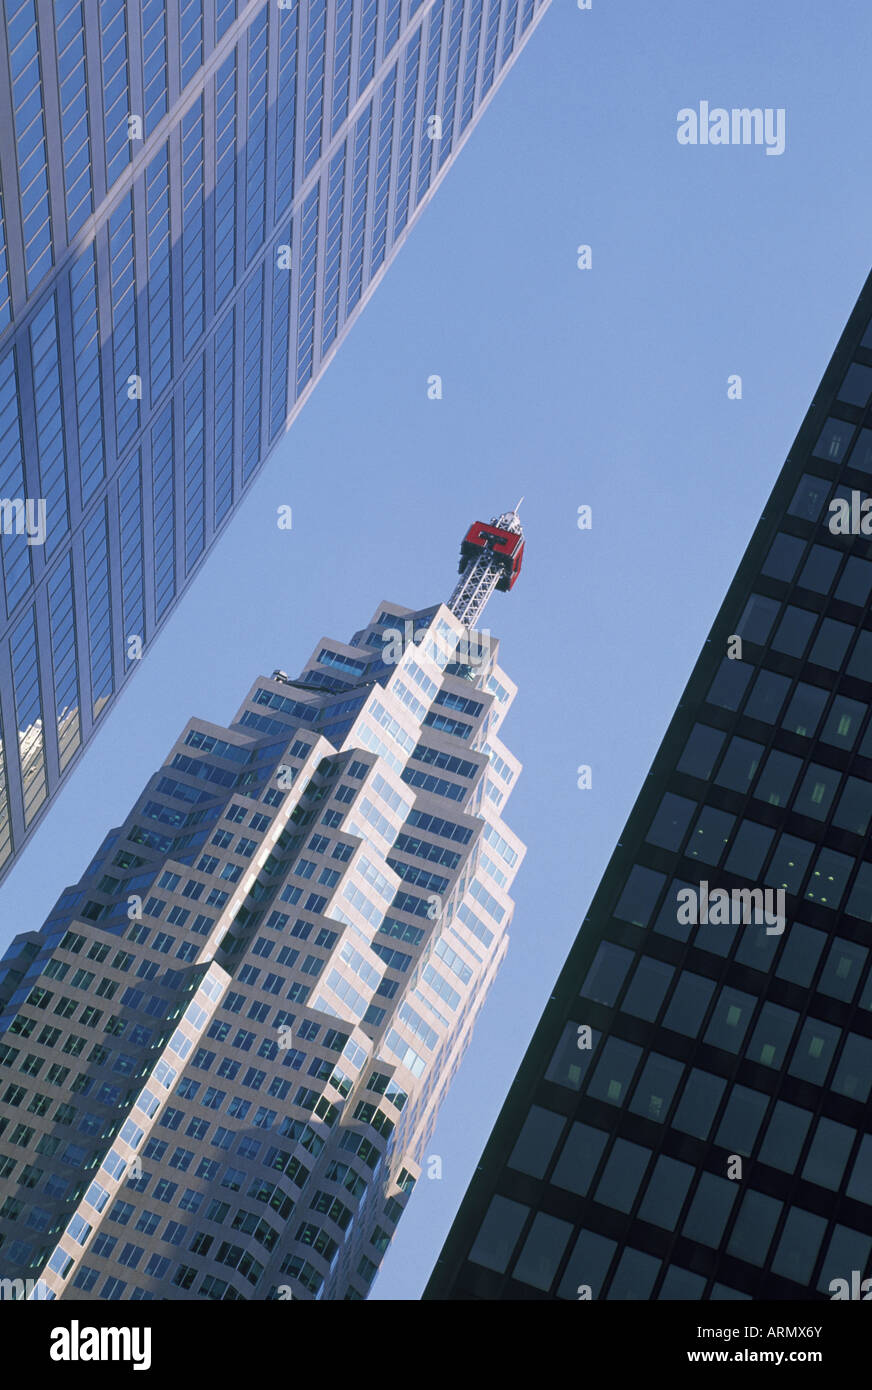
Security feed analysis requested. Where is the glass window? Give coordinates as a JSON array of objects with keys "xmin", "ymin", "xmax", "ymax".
[
  {"xmin": 734, "ymin": 920, "xmax": 780, "ymax": 972},
  {"xmin": 788, "ymin": 1016, "xmax": 841, "ymax": 1085},
  {"xmin": 835, "ymin": 556, "xmax": 872, "ymax": 607},
  {"xmin": 693, "ymin": 909, "xmax": 738, "ymax": 958},
  {"xmin": 682, "ymin": 1174, "xmax": 737, "ymax": 1247},
  {"xmin": 646, "ymin": 793, "xmax": 696, "ymax": 851},
  {"xmin": 638, "ymin": 1155, "xmax": 694, "ymax": 1230},
  {"xmin": 551, "ymin": 1122, "xmax": 608, "ymax": 1197},
  {"xmin": 765, "ymin": 833, "xmax": 813, "ymax": 894},
  {"xmin": 545, "ymin": 1022, "xmax": 600, "ymax": 1092},
  {"xmin": 801, "ymin": 1117, "xmax": 855, "ymax": 1191},
  {"xmin": 771, "ymin": 1207, "xmax": 827, "ymax": 1284},
  {"xmin": 628, "ymin": 1052, "xmax": 683, "ymax": 1124},
  {"xmin": 775, "ymin": 921, "xmax": 825, "ymax": 986},
  {"xmin": 594, "ymin": 1139, "xmax": 652, "ymax": 1213},
  {"xmin": 677, "ymin": 724, "xmax": 726, "ymax": 780},
  {"xmin": 788, "ymin": 474, "xmax": 831, "ymax": 519},
  {"xmin": 659, "ymin": 1265, "xmax": 706, "ymax": 1298},
  {"xmin": 580, "ymin": 941, "xmax": 635, "ymax": 1006},
  {"xmin": 846, "ymin": 861, "xmax": 872, "ymax": 923},
  {"xmin": 782, "ymin": 682, "xmax": 828, "ymax": 737},
  {"xmin": 652, "ymin": 879, "xmax": 695, "ymax": 941},
  {"xmin": 606, "ymin": 1248, "xmax": 661, "ymax": 1300},
  {"xmin": 810, "ymin": 617, "xmax": 854, "ymax": 670},
  {"xmin": 706, "ymin": 658, "xmax": 752, "ymax": 711},
  {"xmin": 613, "ymin": 865, "xmax": 666, "ymax": 927},
  {"xmin": 737, "ymin": 594, "xmax": 779, "ymax": 644},
  {"xmin": 703, "ymin": 986, "xmax": 756, "ymax": 1053},
  {"xmin": 663, "ymin": 973, "xmax": 715, "ymax": 1038},
  {"xmin": 468, "ymin": 1194, "xmax": 529, "ymax": 1274},
  {"xmin": 846, "ymin": 1137, "xmax": 872, "ymax": 1206},
  {"xmin": 714, "ymin": 736, "xmax": 764, "ymax": 793},
  {"xmin": 817, "ymin": 1225, "xmax": 872, "ymax": 1296},
  {"xmin": 811, "ymin": 422, "xmax": 853, "ymax": 465},
  {"xmin": 586, "ymin": 1037, "xmax": 643, "ymax": 1107},
  {"xmin": 746, "ymin": 1001, "xmax": 798, "ymax": 1069},
  {"xmin": 846, "ymin": 630, "xmax": 872, "ymax": 682},
  {"xmin": 728, "ymin": 1189, "xmax": 778, "ymax": 1267},
  {"xmin": 761, "ymin": 533, "xmax": 804, "ymax": 582},
  {"xmin": 759, "ymin": 1100, "xmax": 812, "ymax": 1170},
  {"xmin": 686, "ymin": 806, "xmax": 735, "ymax": 865},
  {"xmin": 832, "ymin": 1033, "xmax": 872, "ymax": 1103},
  {"xmin": 753, "ymin": 750, "xmax": 802, "ymax": 807},
  {"xmin": 714, "ymin": 1084, "xmax": 769, "ymax": 1154},
  {"xmin": 821, "ymin": 695, "xmax": 867, "ymax": 750},
  {"xmin": 794, "ymin": 762, "xmax": 841, "ymax": 820},
  {"xmin": 557, "ymin": 1229, "xmax": 616, "ymax": 1301},
  {"xmin": 798, "ymin": 544, "xmax": 841, "ymax": 594},
  {"xmin": 818, "ymin": 938, "xmax": 867, "ymax": 1002},
  {"xmin": 672, "ymin": 1069, "xmax": 726, "ymax": 1140},
  {"xmin": 621, "ymin": 956, "xmax": 674, "ymax": 1021},
  {"xmin": 726, "ymin": 1189, "xmax": 782, "ymax": 1267},
  {"xmin": 724, "ymin": 820, "xmax": 774, "ymax": 880},
  {"xmin": 837, "ymin": 361, "xmax": 872, "ymax": 407},
  {"xmin": 745, "ymin": 668, "xmax": 791, "ymax": 723},
  {"xmin": 770, "ymin": 605, "xmax": 816, "ymax": 658},
  {"xmin": 710, "ymin": 1283, "xmax": 752, "ymax": 1300},
  {"xmin": 805, "ymin": 846, "xmax": 854, "ymax": 908},
  {"xmin": 847, "ymin": 425, "xmax": 872, "ymax": 472},
  {"xmin": 512, "ymin": 1212, "xmax": 573, "ymax": 1292},
  {"xmin": 507, "ymin": 1106, "xmax": 566, "ymax": 1179},
  {"xmin": 832, "ymin": 777, "xmax": 872, "ymax": 836}
]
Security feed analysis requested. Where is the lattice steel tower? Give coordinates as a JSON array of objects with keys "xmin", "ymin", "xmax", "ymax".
[{"xmin": 447, "ymin": 505, "xmax": 526, "ymax": 626}]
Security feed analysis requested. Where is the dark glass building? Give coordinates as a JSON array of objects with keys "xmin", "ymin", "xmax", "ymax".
[
  {"xmin": 0, "ymin": 0, "xmax": 548, "ymax": 882},
  {"xmin": 425, "ymin": 271, "xmax": 872, "ymax": 1301}
]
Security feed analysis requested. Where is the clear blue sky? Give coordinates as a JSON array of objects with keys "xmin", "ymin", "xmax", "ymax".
[{"xmin": 2, "ymin": 0, "xmax": 872, "ymax": 1300}]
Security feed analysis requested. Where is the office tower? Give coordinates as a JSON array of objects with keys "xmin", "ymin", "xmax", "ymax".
[
  {"xmin": 0, "ymin": 0, "xmax": 548, "ymax": 883},
  {"xmin": 426, "ymin": 276, "xmax": 872, "ymax": 1301},
  {"xmin": 0, "ymin": 510, "xmax": 526, "ymax": 1301}
]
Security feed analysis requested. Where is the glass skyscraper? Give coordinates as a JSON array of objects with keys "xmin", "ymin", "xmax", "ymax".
[
  {"xmin": 0, "ymin": 0, "xmax": 547, "ymax": 881},
  {"xmin": 0, "ymin": 510, "xmax": 525, "ymax": 1300},
  {"xmin": 426, "ymin": 272, "xmax": 872, "ymax": 1301}
]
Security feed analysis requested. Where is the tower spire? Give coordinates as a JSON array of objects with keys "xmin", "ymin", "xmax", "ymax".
[{"xmin": 447, "ymin": 507, "xmax": 525, "ymax": 625}]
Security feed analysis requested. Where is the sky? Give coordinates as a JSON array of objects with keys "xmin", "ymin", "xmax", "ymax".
[{"xmin": 2, "ymin": 0, "xmax": 872, "ymax": 1300}]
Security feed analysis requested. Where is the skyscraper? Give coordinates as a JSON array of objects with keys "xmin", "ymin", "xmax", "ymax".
[
  {"xmin": 0, "ymin": 0, "xmax": 548, "ymax": 882},
  {"xmin": 0, "ymin": 510, "xmax": 525, "ymax": 1301},
  {"xmin": 426, "ymin": 274, "xmax": 872, "ymax": 1301}
]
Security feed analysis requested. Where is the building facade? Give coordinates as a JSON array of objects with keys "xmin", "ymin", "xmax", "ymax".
[
  {"xmin": 426, "ymin": 274, "xmax": 872, "ymax": 1301},
  {"xmin": 0, "ymin": 511, "xmax": 525, "ymax": 1300},
  {"xmin": 0, "ymin": 0, "xmax": 548, "ymax": 881}
]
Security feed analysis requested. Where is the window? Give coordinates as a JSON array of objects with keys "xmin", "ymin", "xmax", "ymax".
[
  {"xmin": 621, "ymin": 957, "xmax": 673, "ymax": 1022},
  {"xmin": 512, "ymin": 1212, "xmax": 573, "ymax": 1292},
  {"xmin": 586, "ymin": 1037, "xmax": 642, "ymax": 1106},
  {"xmin": 594, "ymin": 1139, "xmax": 652, "ymax": 1213},
  {"xmin": 580, "ymin": 942, "xmax": 634, "ymax": 1006},
  {"xmin": 770, "ymin": 1207, "xmax": 827, "ymax": 1284},
  {"xmin": 628, "ymin": 1052, "xmax": 682, "ymax": 1123},
  {"xmin": 682, "ymin": 1173, "xmax": 737, "ymax": 1248},
  {"xmin": 802, "ymin": 1117, "xmax": 855, "ymax": 1191},
  {"xmin": 467, "ymin": 1194, "xmax": 529, "ymax": 1274},
  {"xmin": 506, "ymin": 1107, "xmax": 565, "ymax": 1179},
  {"xmin": 638, "ymin": 1154, "xmax": 693, "ymax": 1230},
  {"xmin": 672, "ymin": 1069, "xmax": 725, "ymax": 1141},
  {"xmin": 726, "ymin": 1189, "xmax": 782, "ymax": 1267}
]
